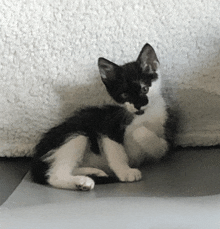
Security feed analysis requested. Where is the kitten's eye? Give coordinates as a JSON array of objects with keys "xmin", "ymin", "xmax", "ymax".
[
  {"xmin": 121, "ymin": 93, "xmax": 129, "ymax": 99},
  {"xmin": 141, "ymin": 86, "xmax": 149, "ymax": 94}
]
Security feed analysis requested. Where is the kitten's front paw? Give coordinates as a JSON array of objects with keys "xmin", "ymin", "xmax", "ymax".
[
  {"xmin": 75, "ymin": 176, "xmax": 95, "ymax": 191},
  {"xmin": 117, "ymin": 168, "xmax": 142, "ymax": 182}
]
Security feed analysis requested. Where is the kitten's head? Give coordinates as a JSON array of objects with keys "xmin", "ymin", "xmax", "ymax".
[{"xmin": 98, "ymin": 43, "xmax": 159, "ymax": 115}]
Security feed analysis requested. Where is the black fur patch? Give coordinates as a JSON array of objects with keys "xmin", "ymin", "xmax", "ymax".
[{"xmin": 31, "ymin": 105, "xmax": 133, "ymax": 184}]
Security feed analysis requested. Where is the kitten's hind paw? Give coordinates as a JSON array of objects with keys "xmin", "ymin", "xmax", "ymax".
[
  {"xmin": 75, "ymin": 176, "xmax": 95, "ymax": 191},
  {"xmin": 117, "ymin": 168, "xmax": 142, "ymax": 182}
]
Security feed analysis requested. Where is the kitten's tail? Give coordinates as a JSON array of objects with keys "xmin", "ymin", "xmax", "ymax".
[{"xmin": 31, "ymin": 158, "xmax": 49, "ymax": 185}]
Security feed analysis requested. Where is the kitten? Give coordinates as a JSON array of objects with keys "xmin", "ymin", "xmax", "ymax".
[{"xmin": 31, "ymin": 43, "xmax": 173, "ymax": 191}]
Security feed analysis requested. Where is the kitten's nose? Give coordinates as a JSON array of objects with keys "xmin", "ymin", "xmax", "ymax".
[
  {"xmin": 135, "ymin": 105, "xmax": 142, "ymax": 110},
  {"xmin": 134, "ymin": 98, "xmax": 148, "ymax": 110}
]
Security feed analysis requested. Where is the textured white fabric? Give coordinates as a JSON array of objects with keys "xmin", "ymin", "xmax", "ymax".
[{"xmin": 0, "ymin": 0, "xmax": 220, "ymax": 156}]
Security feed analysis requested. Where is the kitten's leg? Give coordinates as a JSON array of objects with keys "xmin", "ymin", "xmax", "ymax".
[
  {"xmin": 45, "ymin": 135, "xmax": 95, "ymax": 191},
  {"xmin": 133, "ymin": 126, "xmax": 168, "ymax": 159},
  {"xmin": 73, "ymin": 167, "xmax": 108, "ymax": 177},
  {"xmin": 101, "ymin": 137, "xmax": 142, "ymax": 182}
]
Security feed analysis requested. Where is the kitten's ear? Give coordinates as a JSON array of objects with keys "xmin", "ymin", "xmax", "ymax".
[
  {"xmin": 137, "ymin": 43, "xmax": 159, "ymax": 73},
  {"xmin": 98, "ymin": 58, "xmax": 120, "ymax": 83}
]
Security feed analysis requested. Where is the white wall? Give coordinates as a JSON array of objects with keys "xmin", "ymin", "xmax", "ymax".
[{"xmin": 0, "ymin": 0, "xmax": 220, "ymax": 156}]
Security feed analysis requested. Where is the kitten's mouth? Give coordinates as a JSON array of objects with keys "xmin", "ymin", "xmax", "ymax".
[
  {"xmin": 135, "ymin": 110, "xmax": 144, "ymax": 115},
  {"xmin": 134, "ymin": 103, "xmax": 148, "ymax": 115}
]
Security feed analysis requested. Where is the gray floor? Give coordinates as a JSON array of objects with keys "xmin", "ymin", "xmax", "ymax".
[
  {"xmin": 0, "ymin": 157, "xmax": 30, "ymax": 205},
  {"xmin": 1, "ymin": 147, "xmax": 220, "ymax": 228}
]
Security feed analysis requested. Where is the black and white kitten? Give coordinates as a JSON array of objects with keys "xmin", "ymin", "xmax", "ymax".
[{"xmin": 31, "ymin": 43, "xmax": 171, "ymax": 191}]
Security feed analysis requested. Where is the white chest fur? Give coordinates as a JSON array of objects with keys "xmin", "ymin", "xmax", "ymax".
[{"xmin": 124, "ymin": 78, "xmax": 168, "ymax": 167}]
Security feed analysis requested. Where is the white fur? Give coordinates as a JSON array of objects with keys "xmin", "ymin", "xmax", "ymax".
[
  {"xmin": 124, "ymin": 102, "xmax": 138, "ymax": 114},
  {"xmin": 46, "ymin": 135, "xmax": 95, "ymax": 191},
  {"xmin": 46, "ymin": 134, "xmax": 142, "ymax": 189},
  {"xmin": 124, "ymin": 70, "xmax": 168, "ymax": 166},
  {"xmin": 101, "ymin": 137, "xmax": 142, "ymax": 182}
]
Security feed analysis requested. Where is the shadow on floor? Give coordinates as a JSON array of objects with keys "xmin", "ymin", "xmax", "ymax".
[{"xmin": 94, "ymin": 146, "xmax": 220, "ymax": 198}]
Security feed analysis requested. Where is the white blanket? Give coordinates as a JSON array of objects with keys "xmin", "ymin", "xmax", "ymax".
[{"xmin": 0, "ymin": 0, "xmax": 220, "ymax": 157}]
